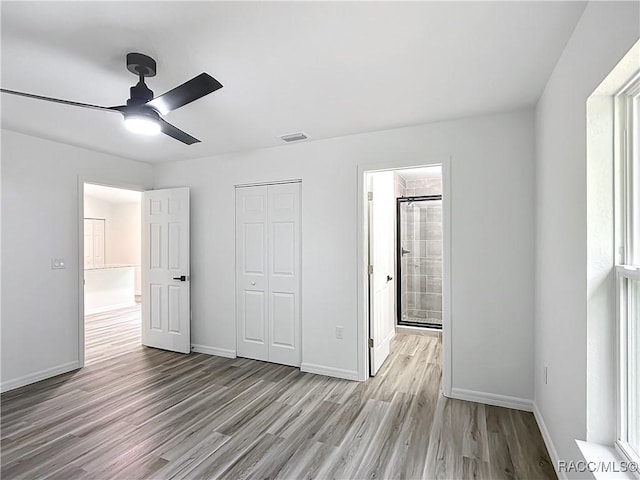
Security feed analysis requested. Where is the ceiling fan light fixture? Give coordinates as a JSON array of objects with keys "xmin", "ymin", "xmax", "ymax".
[
  {"xmin": 123, "ymin": 111, "xmax": 161, "ymax": 136},
  {"xmin": 0, "ymin": 53, "xmax": 223, "ymax": 145}
]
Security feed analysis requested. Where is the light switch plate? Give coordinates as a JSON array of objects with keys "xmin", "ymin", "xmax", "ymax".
[{"xmin": 51, "ymin": 258, "xmax": 66, "ymax": 269}]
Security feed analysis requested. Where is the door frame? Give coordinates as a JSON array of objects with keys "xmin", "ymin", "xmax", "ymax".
[
  {"xmin": 357, "ymin": 157, "xmax": 452, "ymax": 397},
  {"xmin": 77, "ymin": 177, "xmax": 146, "ymax": 368}
]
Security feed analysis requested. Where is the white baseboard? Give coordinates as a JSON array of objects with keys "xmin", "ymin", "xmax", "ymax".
[
  {"xmin": 301, "ymin": 362, "xmax": 360, "ymax": 381},
  {"xmin": 450, "ymin": 387, "xmax": 533, "ymax": 412},
  {"xmin": 85, "ymin": 302, "xmax": 137, "ymax": 316},
  {"xmin": 191, "ymin": 344, "xmax": 236, "ymax": 359},
  {"xmin": 534, "ymin": 402, "xmax": 567, "ymax": 480},
  {"xmin": 1, "ymin": 361, "xmax": 81, "ymax": 393}
]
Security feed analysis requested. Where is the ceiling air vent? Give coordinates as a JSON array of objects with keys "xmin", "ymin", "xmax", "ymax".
[{"xmin": 280, "ymin": 132, "xmax": 309, "ymax": 143}]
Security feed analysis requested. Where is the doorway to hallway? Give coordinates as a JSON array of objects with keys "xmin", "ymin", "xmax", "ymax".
[{"xmin": 83, "ymin": 183, "xmax": 142, "ymax": 364}]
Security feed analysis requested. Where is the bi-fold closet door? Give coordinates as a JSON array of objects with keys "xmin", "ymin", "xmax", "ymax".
[{"xmin": 236, "ymin": 182, "xmax": 301, "ymax": 367}]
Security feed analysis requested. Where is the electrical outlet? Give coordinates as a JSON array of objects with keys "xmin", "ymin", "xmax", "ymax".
[
  {"xmin": 336, "ymin": 326, "xmax": 344, "ymax": 339},
  {"xmin": 51, "ymin": 258, "xmax": 66, "ymax": 269}
]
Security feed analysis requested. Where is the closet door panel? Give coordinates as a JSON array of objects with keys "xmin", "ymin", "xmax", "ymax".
[
  {"xmin": 236, "ymin": 186, "xmax": 269, "ymax": 361},
  {"xmin": 267, "ymin": 183, "xmax": 301, "ymax": 367}
]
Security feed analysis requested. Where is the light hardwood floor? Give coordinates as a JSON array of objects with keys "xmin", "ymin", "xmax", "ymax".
[
  {"xmin": 1, "ymin": 306, "xmax": 556, "ymax": 479},
  {"xmin": 85, "ymin": 304, "xmax": 141, "ymax": 365}
]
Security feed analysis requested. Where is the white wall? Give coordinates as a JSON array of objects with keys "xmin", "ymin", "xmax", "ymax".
[
  {"xmin": 1, "ymin": 130, "xmax": 152, "ymax": 391},
  {"xmin": 534, "ymin": 1, "xmax": 639, "ymax": 474},
  {"xmin": 84, "ymin": 195, "xmax": 113, "ymax": 264},
  {"xmin": 84, "ymin": 197, "xmax": 141, "ymax": 293},
  {"xmin": 154, "ymin": 109, "xmax": 536, "ymax": 401},
  {"xmin": 111, "ymin": 202, "xmax": 142, "ymax": 294},
  {"xmin": 84, "ymin": 196, "xmax": 112, "ymax": 226}
]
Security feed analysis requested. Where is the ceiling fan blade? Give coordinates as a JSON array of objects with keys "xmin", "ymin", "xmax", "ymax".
[
  {"xmin": 159, "ymin": 118, "xmax": 200, "ymax": 145},
  {"xmin": 146, "ymin": 73, "xmax": 222, "ymax": 115},
  {"xmin": 0, "ymin": 88, "xmax": 124, "ymax": 113}
]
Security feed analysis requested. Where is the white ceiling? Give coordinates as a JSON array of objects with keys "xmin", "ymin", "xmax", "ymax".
[
  {"xmin": 1, "ymin": 1, "xmax": 586, "ymax": 164},
  {"xmin": 85, "ymin": 183, "xmax": 141, "ymax": 204}
]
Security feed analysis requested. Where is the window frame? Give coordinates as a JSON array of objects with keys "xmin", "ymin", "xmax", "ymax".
[{"xmin": 615, "ymin": 74, "xmax": 640, "ymax": 468}]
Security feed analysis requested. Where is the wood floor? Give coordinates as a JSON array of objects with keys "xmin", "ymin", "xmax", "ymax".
[
  {"xmin": 1, "ymin": 306, "xmax": 556, "ymax": 479},
  {"xmin": 84, "ymin": 304, "xmax": 141, "ymax": 365}
]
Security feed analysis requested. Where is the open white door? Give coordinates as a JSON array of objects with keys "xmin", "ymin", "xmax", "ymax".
[
  {"xmin": 142, "ymin": 187, "xmax": 190, "ymax": 354},
  {"xmin": 369, "ymin": 171, "xmax": 396, "ymax": 375}
]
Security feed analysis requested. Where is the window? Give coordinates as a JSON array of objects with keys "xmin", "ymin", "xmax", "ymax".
[{"xmin": 616, "ymin": 75, "xmax": 640, "ymax": 465}]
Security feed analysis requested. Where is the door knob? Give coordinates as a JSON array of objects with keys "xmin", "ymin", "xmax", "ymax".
[
  {"xmin": 251, "ymin": 281, "xmax": 256, "ymax": 286},
  {"xmin": 173, "ymin": 275, "xmax": 187, "ymax": 281}
]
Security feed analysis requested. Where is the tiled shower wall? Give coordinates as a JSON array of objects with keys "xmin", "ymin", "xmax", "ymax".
[{"xmin": 399, "ymin": 175, "xmax": 443, "ymax": 326}]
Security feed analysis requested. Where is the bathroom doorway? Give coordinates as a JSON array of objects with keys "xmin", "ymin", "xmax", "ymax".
[{"xmin": 364, "ymin": 164, "xmax": 448, "ymax": 383}]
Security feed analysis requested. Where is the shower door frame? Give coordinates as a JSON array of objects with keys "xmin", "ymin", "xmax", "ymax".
[{"xmin": 396, "ymin": 195, "xmax": 443, "ymax": 329}]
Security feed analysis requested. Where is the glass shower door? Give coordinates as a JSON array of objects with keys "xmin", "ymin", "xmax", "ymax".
[{"xmin": 397, "ymin": 196, "xmax": 443, "ymax": 328}]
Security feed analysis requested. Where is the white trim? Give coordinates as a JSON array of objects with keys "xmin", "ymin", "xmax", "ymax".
[
  {"xmin": 616, "ymin": 440, "xmax": 640, "ymax": 477},
  {"xmin": 577, "ymin": 440, "xmax": 638, "ymax": 480},
  {"xmin": 84, "ymin": 302, "xmax": 137, "ymax": 316},
  {"xmin": 617, "ymin": 264, "xmax": 640, "ymax": 280},
  {"xmin": 533, "ymin": 402, "xmax": 567, "ymax": 480},
  {"xmin": 300, "ymin": 363, "xmax": 360, "ymax": 381},
  {"xmin": 1, "ymin": 361, "xmax": 81, "ymax": 393},
  {"xmin": 191, "ymin": 344, "xmax": 237, "ymax": 358},
  {"xmin": 614, "ymin": 63, "xmax": 640, "ymax": 463},
  {"xmin": 441, "ymin": 158, "xmax": 452, "ymax": 396},
  {"xmin": 450, "ymin": 387, "xmax": 533, "ymax": 412},
  {"xmin": 356, "ymin": 156, "xmax": 452, "ymax": 394}
]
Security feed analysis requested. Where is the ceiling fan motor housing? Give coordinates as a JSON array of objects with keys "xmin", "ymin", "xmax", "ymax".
[{"xmin": 128, "ymin": 81, "xmax": 154, "ymax": 107}]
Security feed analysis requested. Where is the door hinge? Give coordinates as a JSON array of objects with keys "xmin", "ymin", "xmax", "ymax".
[
  {"xmin": 368, "ymin": 265, "xmax": 373, "ymax": 275},
  {"xmin": 368, "ymin": 191, "xmax": 373, "ymax": 201},
  {"xmin": 368, "ymin": 338, "xmax": 374, "ymax": 348}
]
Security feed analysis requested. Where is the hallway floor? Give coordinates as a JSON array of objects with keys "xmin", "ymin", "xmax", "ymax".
[{"xmin": 85, "ymin": 303, "xmax": 141, "ymax": 365}]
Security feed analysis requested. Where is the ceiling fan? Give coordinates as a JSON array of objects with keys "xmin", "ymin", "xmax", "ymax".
[{"xmin": 0, "ymin": 53, "xmax": 222, "ymax": 145}]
